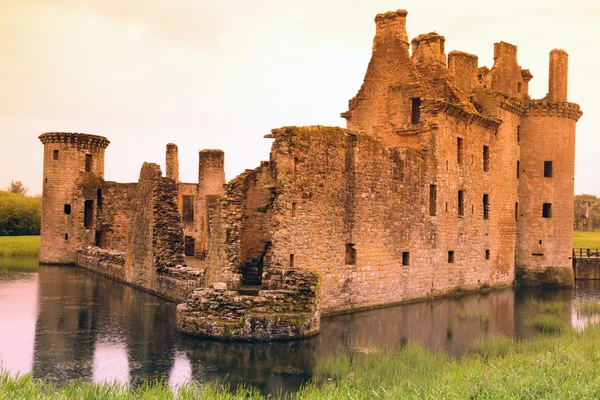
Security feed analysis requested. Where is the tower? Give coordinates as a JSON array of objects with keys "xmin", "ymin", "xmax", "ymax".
[
  {"xmin": 516, "ymin": 50, "xmax": 582, "ymax": 286},
  {"xmin": 39, "ymin": 132, "xmax": 110, "ymax": 264}
]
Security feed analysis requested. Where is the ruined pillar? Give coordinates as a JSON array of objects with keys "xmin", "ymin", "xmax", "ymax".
[
  {"xmin": 548, "ymin": 49, "xmax": 568, "ymax": 102},
  {"xmin": 196, "ymin": 150, "xmax": 225, "ymax": 254},
  {"xmin": 165, "ymin": 143, "xmax": 179, "ymax": 183}
]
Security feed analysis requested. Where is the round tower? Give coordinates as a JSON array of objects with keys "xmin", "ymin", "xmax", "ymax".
[
  {"xmin": 516, "ymin": 50, "xmax": 582, "ymax": 286},
  {"xmin": 38, "ymin": 132, "xmax": 110, "ymax": 264}
]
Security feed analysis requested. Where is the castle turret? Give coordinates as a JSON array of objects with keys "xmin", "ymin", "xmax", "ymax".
[
  {"xmin": 39, "ymin": 132, "xmax": 109, "ymax": 264},
  {"xmin": 517, "ymin": 50, "xmax": 582, "ymax": 286}
]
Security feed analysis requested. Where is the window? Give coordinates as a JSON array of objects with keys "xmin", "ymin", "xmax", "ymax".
[
  {"xmin": 483, "ymin": 146, "xmax": 489, "ymax": 172},
  {"xmin": 65, "ymin": 233, "xmax": 69, "ymax": 240},
  {"xmin": 517, "ymin": 126, "xmax": 521, "ymax": 142},
  {"xmin": 402, "ymin": 252, "xmax": 410, "ymax": 266},
  {"xmin": 458, "ymin": 190, "xmax": 465, "ymax": 217},
  {"xmin": 429, "ymin": 185, "xmax": 437, "ymax": 216},
  {"xmin": 517, "ymin": 82, "xmax": 522, "ymax": 93},
  {"xmin": 291, "ymin": 202, "xmax": 297, "ymax": 218},
  {"xmin": 345, "ymin": 244, "xmax": 357, "ymax": 265},
  {"xmin": 293, "ymin": 157, "xmax": 299, "ymax": 174},
  {"xmin": 97, "ymin": 189, "xmax": 103, "ymax": 213},
  {"xmin": 411, "ymin": 98, "xmax": 421, "ymax": 124},
  {"xmin": 445, "ymin": 202, "xmax": 448, "ymax": 213},
  {"xmin": 448, "ymin": 251, "xmax": 455, "ymax": 264},
  {"xmin": 483, "ymin": 194, "xmax": 489, "ymax": 220},
  {"xmin": 515, "ymin": 202, "xmax": 519, "ymax": 221},
  {"xmin": 517, "ymin": 161, "xmax": 520, "ymax": 178},
  {"xmin": 53, "ymin": 150, "xmax": 59, "ymax": 160},
  {"xmin": 182, "ymin": 195, "xmax": 194, "ymax": 222},
  {"xmin": 457, "ymin": 138, "xmax": 464, "ymax": 164},
  {"xmin": 290, "ymin": 254, "xmax": 295, "ymax": 268},
  {"xmin": 485, "ymin": 249, "xmax": 490, "ymax": 260},
  {"xmin": 64, "ymin": 204, "xmax": 71, "ymax": 215},
  {"xmin": 85, "ymin": 154, "xmax": 92, "ymax": 172},
  {"xmin": 84, "ymin": 200, "xmax": 94, "ymax": 229},
  {"xmin": 544, "ymin": 161, "xmax": 553, "ymax": 178},
  {"xmin": 542, "ymin": 203, "xmax": 552, "ymax": 218}
]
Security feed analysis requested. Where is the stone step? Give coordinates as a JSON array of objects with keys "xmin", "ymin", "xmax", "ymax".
[{"xmin": 238, "ymin": 285, "xmax": 262, "ymax": 296}]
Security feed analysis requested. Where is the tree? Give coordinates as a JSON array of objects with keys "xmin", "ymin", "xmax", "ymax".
[
  {"xmin": 0, "ymin": 190, "xmax": 41, "ymax": 235},
  {"xmin": 7, "ymin": 181, "xmax": 28, "ymax": 195},
  {"xmin": 574, "ymin": 194, "xmax": 600, "ymax": 231}
]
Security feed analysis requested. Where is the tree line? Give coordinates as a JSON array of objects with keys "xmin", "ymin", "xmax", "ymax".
[
  {"xmin": 574, "ymin": 194, "xmax": 600, "ymax": 231},
  {"xmin": 0, "ymin": 181, "xmax": 41, "ymax": 236}
]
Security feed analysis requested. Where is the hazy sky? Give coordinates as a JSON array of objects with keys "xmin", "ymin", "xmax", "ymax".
[{"xmin": 1, "ymin": 0, "xmax": 598, "ymax": 196}]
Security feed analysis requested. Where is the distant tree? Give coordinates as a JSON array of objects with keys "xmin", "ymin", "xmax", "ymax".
[
  {"xmin": 0, "ymin": 190, "xmax": 41, "ymax": 236},
  {"xmin": 7, "ymin": 181, "xmax": 28, "ymax": 195},
  {"xmin": 574, "ymin": 194, "xmax": 600, "ymax": 231}
]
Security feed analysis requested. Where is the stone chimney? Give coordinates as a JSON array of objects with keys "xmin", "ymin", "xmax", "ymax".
[{"xmin": 548, "ymin": 49, "xmax": 568, "ymax": 102}]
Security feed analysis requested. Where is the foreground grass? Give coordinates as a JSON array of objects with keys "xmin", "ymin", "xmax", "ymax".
[
  {"xmin": 4, "ymin": 326, "xmax": 600, "ymax": 399},
  {"xmin": 0, "ymin": 235, "xmax": 40, "ymax": 256},
  {"xmin": 573, "ymin": 231, "xmax": 600, "ymax": 249}
]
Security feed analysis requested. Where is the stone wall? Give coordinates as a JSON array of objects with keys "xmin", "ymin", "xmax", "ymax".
[
  {"xmin": 124, "ymin": 162, "xmax": 187, "ymax": 294},
  {"xmin": 177, "ymin": 267, "xmax": 320, "ymax": 340},
  {"xmin": 574, "ymin": 258, "xmax": 600, "ymax": 280},
  {"xmin": 96, "ymin": 182, "xmax": 138, "ymax": 252}
]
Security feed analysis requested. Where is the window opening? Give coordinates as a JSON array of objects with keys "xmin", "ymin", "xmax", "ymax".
[
  {"xmin": 411, "ymin": 98, "xmax": 421, "ymax": 124},
  {"xmin": 448, "ymin": 251, "xmax": 455, "ymax": 263},
  {"xmin": 483, "ymin": 146, "xmax": 489, "ymax": 172},
  {"xmin": 85, "ymin": 154, "xmax": 92, "ymax": 172},
  {"xmin": 64, "ymin": 204, "xmax": 71, "ymax": 215},
  {"xmin": 182, "ymin": 195, "xmax": 195, "ymax": 222},
  {"xmin": 515, "ymin": 202, "xmax": 519, "ymax": 221},
  {"xmin": 485, "ymin": 250, "xmax": 490, "ymax": 260},
  {"xmin": 53, "ymin": 150, "xmax": 59, "ymax": 160},
  {"xmin": 402, "ymin": 252, "xmax": 410, "ymax": 266},
  {"xmin": 429, "ymin": 185, "xmax": 437, "ymax": 216},
  {"xmin": 97, "ymin": 189, "xmax": 103, "ymax": 213},
  {"xmin": 458, "ymin": 190, "xmax": 465, "ymax": 217},
  {"xmin": 517, "ymin": 126, "xmax": 521, "ymax": 142},
  {"xmin": 457, "ymin": 138, "xmax": 464, "ymax": 164},
  {"xmin": 544, "ymin": 161, "xmax": 553, "ymax": 178},
  {"xmin": 291, "ymin": 202, "xmax": 297, "ymax": 218},
  {"xmin": 345, "ymin": 244, "xmax": 357, "ymax": 265},
  {"xmin": 542, "ymin": 203, "xmax": 552, "ymax": 218},
  {"xmin": 517, "ymin": 161, "xmax": 520, "ymax": 178},
  {"xmin": 483, "ymin": 194, "xmax": 489, "ymax": 220},
  {"xmin": 84, "ymin": 200, "xmax": 94, "ymax": 229},
  {"xmin": 290, "ymin": 254, "xmax": 295, "ymax": 268}
]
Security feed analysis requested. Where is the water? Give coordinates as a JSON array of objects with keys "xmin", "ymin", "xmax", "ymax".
[{"xmin": 1, "ymin": 257, "xmax": 600, "ymax": 395}]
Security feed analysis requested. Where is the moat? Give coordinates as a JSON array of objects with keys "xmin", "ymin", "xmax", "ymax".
[{"xmin": 1, "ymin": 257, "xmax": 600, "ymax": 395}]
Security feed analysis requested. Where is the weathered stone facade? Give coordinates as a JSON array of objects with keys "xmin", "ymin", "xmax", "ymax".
[{"xmin": 39, "ymin": 8, "xmax": 582, "ymax": 340}]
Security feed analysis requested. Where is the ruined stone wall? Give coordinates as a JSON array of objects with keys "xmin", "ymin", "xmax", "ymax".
[
  {"xmin": 517, "ymin": 101, "xmax": 581, "ymax": 286},
  {"xmin": 196, "ymin": 150, "xmax": 225, "ymax": 255},
  {"xmin": 124, "ymin": 162, "xmax": 186, "ymax": 292},
  {"xmin": 39, "ymin": 132, "xmax": 109, "ymax": 264},
  {"xmin": 177, "ymin": 267, "xmax": 320, "ymax": 340},
  {"xmin": 96, "ymin": 182, "xmax": 138, "ymax": 253}
]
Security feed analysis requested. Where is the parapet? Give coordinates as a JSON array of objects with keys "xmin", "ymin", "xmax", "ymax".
[{"xmin": 39, "ymin": 132, "xmax": 110, "ymax": 149}]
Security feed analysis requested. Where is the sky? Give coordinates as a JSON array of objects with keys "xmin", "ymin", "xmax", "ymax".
[{"xmin": 0, "ymin": 0, "xmax": 598, "ymax": 196}]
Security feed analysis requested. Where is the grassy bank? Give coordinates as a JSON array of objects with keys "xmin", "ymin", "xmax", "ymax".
[
  {"xmin": 0, "ymin": 235, "xmax": 40, "ymax": 256},
  {"xmin": 3, "ymin": 324, "xmax": 600, "ymax": 399},
  {"xmin": 573, "ymin": 231, "xmax": 600, "ymax": 249}
]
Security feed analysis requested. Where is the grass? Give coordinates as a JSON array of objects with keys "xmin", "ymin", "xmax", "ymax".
[
  {"xmin": 0, "ymin": 236, "xmax": 40, "ymax": 257},
  {"xmin": 578, "ymin": 300, "xmax": 600, "ymax": 317},
  {"xmin": 5, "ymin": 325, "xmax": 600, "ymax": 398},
  {"xmin": 573, "ymin": 231, "xmax": 600, "ymax": 249}
]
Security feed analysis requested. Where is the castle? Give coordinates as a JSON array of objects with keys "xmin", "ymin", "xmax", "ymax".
[{"xmin": 39, "ymin": 9, "xmax": 582, "ymax": 340}]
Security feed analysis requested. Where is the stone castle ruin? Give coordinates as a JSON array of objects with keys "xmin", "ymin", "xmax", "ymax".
[{"xmin": 38, "ymin": 9, "xmax": 582, "ymax": 340}]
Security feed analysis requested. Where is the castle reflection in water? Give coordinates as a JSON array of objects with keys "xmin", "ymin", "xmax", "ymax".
[{"xmin": 5, "ymin": 265, "xmax": 593, "ymax": 394}]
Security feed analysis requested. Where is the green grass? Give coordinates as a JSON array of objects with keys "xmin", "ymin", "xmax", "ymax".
[
  {"xmin": 457, "ymin": 309, "xmax": 490, "ymax": 325},
  {"xmin": 529, "ymin": 299, "xmax": 568, "ymax": 315},
  {"xmin": 573, "ymin": 231, "xmax": 600, "ymax": 249},
  {"xmin": 6, "ymin": 326, "xmax": 600, "ymax": 398},
  {"xmin": 578, "ymin": 300, "xmax": 600, "ymax": 317},
  {"xmin": 0, "ymin": 236, "xmax": 40, "ymax": 256},
  {"xmin": 530, "ymin": 314, "xmax": 569, "ymax": 333}
]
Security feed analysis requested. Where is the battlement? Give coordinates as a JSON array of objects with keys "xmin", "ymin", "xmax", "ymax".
[
  {"xmin": 39, "ymin": 132, "xmax": 110, "ymax": 149},
  {"xmin": 523, "ymin": 99, "xmax": 583, "ymax": 121}
]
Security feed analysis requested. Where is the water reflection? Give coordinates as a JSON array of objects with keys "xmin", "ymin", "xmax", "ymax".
[{"xmin": 1, "ymin": 257, "xmax": 600, "ymax": 396}]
